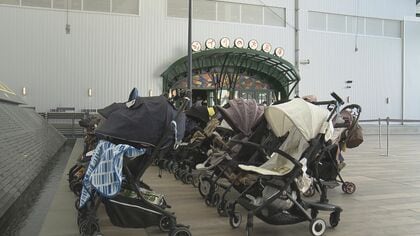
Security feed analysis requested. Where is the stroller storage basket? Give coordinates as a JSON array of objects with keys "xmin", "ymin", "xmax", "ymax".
[{"xmin": 103, "ymin": 195, "xmax": 162, "ymax": 228}]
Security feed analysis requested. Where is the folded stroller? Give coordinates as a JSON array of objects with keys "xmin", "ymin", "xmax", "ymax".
[
  {"xmin": 224, "ymin": 96, "xmax": 343, "ymax": 236},
  {"xmin": 77, "ymin": 95, "xmax": 191, "ymax": 236}
]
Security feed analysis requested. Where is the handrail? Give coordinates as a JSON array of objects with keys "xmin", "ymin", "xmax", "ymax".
[
  {"xmin": 359, "ymin": 118, "xmax": 420, "ymax": 123},
  {"xmin": 357, "ymin": 117, "xmax": 420, "ymax": 157}
]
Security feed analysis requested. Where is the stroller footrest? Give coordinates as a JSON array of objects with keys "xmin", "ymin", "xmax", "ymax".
[{"xmin": 305, "ymin": 201, "xmax": 342, "ymax": 212}]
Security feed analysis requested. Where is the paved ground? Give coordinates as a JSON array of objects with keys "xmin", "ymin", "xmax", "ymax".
[{"xmin": 40, "ymin": 135, "xmax": 420, "ymax": 236}]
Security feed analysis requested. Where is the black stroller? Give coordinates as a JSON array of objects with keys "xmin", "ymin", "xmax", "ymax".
[
  {"xmin": 218, "ymin": 95, "xmax": 345, "ymax": 236},
  {"xmin": 160, "ymin": 105, "xmax": 216, "ymax": 184},
  {"xmin": 304, "ymin": 103, "xmax": 362, "ymax": 201},
  {"xmin": 77, "ymin": 95, "xmax": 191, "ymax": 236}
]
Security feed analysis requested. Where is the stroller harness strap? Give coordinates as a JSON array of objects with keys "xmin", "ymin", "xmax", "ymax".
[{"xmin": 80, "ymin": 140, "xmax": 146, "ymax": 208}]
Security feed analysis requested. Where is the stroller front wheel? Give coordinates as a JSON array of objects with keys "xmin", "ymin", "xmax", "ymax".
[
  {"xmin": 342, "ymin": 182, "xmax": 356, "ymax": 194},
  {"xmin": 309, "ymin": 218, "xmax": 326, "ymax": 236},
  {"xmin": 303, "ymin": 184, "xmax": 316, "ymax": 198},
  {"xmin": 198, "ymin": 177, "xmax": 211, "ymax": 198},
  {"xmin": 169, "ymin": 227, "xmax": 192, "ymax": 236},
  {"xmin": 159, "ymin": 216, "xmax": 171, "ymax": 232},
  {"xmin": 229, "ymin": 212, "xmax": 242, "ymax": 228},
  {"xmin": 329, "ymin": 211, "xmax": 340, "ymax": 228}
]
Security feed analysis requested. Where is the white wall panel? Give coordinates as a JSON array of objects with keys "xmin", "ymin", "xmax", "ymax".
[
  {"xmin": 0, "ymin": 0, "xmax": 295, "ymax": 112},
  {"xmin": 404, "ymin": 19, "xmax": 420, "ymax": 120},
  {"xmin": 299, "ymin": 28, "xmax": 402, "ymax": 120},
  {"xmin": 301, "ymin": 0, "xmax": 415, "ymax": 20}
]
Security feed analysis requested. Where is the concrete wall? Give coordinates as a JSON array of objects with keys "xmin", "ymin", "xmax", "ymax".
[{"xmin": 0, "ymin": 101, "xmax": 65, "ymax": 219}]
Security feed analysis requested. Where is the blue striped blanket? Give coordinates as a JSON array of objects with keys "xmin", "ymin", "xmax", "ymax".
[{"xmin": 79, "ymin": 140, "xmax": 146, "ymax": 208}]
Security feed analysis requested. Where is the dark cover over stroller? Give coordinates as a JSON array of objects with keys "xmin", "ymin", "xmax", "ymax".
[{"xmin": 77, "ymin": 95, "xmax": 191, "ymax": 236}]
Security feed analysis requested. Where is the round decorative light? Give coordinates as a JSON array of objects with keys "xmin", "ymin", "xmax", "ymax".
[
  {"xmin": 274, "ymin": 47, "xmax": 285, "ymax": 57},
  {"xmin": 191, "ymin": 41, "xmax": 202, "ymax": 52},
  {"xmin": 220, "ymin": 37, "xmax": 230, "ymax": 48},
  {"xmin": 261, "ymin": 42, "xmax": 272, "ymax": 53},
  {"xmin": 248, "ymin": 39, "xmax": 259, "ymax": 50},
  {"xmin": 205, "ymin": 38, "xmax": 216, "ymax": 49},
  {"xmin": 234, "ymin": 38, "xmax": 244, "ymax": 48}
]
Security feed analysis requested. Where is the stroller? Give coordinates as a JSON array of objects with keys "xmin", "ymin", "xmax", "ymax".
[
  {"xmin": 69, "ymin": 88, "xmax": 139, "ymax": 199},
  {"xmin": 196, "ymin": 99, "xmax": 265, "ymax": 206},
  {"xmin": 77, "ymin": 95, "xmax": 192, "ymax": 236},
  {"xmin": 304, "ymin": 103, "xmax": 362, "ymax": 201},
  {"xmin": 160, "ymin": 105, "xmax": 216, "ymax": 184},
  {"xmin": 220, "ymin": 95, "xmax": 344, "ymax": 236},
  {"xmin": 68, "ymin": 114, "xmax": 102, "ymax": 197}
]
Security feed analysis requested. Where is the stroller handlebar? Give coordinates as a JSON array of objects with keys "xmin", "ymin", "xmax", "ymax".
[{"xmin": 331, "ymin": 92, "xmax": 345, "ymax": 105}]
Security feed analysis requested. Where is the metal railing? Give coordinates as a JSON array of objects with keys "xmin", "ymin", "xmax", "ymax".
[{"xmin": 359, "ymin": 117, "xmax": 420, "ymax": 156}]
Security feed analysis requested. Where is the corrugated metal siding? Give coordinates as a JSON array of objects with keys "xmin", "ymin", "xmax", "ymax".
[
  {"xmin": 0, "ymin": 0, "xmax": 295, "ymax": 112},
  {"xmin": 299, "ymin": 8, "xmax": 402, "ymax": 120},
  {"xmin": 404, "ymin": 19, "xmax": 420, "ymax": 120},
  {"xmin": 301, "ymin": 0, "xmax": 415, "ymax": 20}
]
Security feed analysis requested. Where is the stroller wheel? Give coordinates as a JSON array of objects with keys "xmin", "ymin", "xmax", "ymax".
[
  {"xmin": 174, "ymin": 169, "xmax": 181, "ymax": 180},
  {"xmin": 217, "ymin": 200, "xmax": 227, "ymax": 216},
  {"xmin": 192, "ymin": 175, "xmax": 199, "ymax": 188},
  {"xmin": 159, "ymin": 216, "xmax": 171, "ymax": 232},
  {"xmin": 72, "ymin": 182, "xmax": 83, "ymax": 196},
  {"xmin": 224, "ymin": 201, "xmax": 235, "ymax": 215},
  {"xmin": 204, "ymin": 197, "xmax": 212, "ymax": 206},
  {"xmin": 171, "ymin": 162, "xmax": 179, "ymax": 173},
  {"xmin": 169, "ymin": 227, "xmax": 191, "ymax": 236},
  {"xmin": 211, "ymin": 193, "xmax": 221, "ymax": 207},
  {"xmin": 229, "ymin": 212, "xmax": 242, "ymax": 228},
  {"xmin": 180, "ymin": 172, "xmax": 188, "ymax": 184},
  {"xmin": 342, "ymin": 182, "xmax": 356, "ymax": 194},
  {"xmin": 309, "ymin": 218, "xmax": 326, "ymax": 236},
  {"xmin": 303, "ymin": 184, "xmax": 316, "ymax": 198},
  {"xmin": 217, "ymin": 202, "xmax": 227, "ymax": 217},
  {"xmin": 198, "ymin": 177, "xmax": 211, "ymax": 198},
  {"xmin": 80, "ymin": 219, "xmax": 100, "ymax": 236},
  {"xmin": 329, "ymin": 211, "xmax": 340, "ymax": 228},
  {"xmin": 185, "ymin": 173, "xmax": 193, "ymax": 185},
  {"xmin": 75, "ymin": 198, "xmax": 80, "ymax": 210}
]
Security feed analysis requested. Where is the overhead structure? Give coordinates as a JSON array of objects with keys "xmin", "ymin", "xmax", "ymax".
[{"xmin": 161, "ymin": 47, "xmax": 300, "ymax": 103}]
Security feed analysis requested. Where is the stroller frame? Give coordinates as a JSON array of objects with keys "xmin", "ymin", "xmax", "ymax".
[{"xmin": 77, "ymin": 99, "xmax": 192, "ymax": 236}]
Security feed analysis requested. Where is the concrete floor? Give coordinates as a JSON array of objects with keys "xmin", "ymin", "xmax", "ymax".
[{"xmin": 39, "ymin": 135, "xmax": 420, "ymax": 236}]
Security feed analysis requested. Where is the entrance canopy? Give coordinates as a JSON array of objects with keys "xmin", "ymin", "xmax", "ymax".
[{"xmin": 161, "ymin": 48, "xmax": 300, "ymax": 100}]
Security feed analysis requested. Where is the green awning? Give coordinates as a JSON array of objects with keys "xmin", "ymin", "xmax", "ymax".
[{"xmin": 161, "ymin": 47, "xmax": 300, "ymax": 99}]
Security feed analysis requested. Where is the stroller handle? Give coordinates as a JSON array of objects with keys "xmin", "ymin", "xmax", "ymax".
[{"xmin": 331, "ymin": 92, "xmax": 344, "ymax": 105}]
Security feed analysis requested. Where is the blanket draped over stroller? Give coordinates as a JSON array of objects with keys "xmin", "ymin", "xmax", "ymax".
[{"xmin": 79, "ymin": 140, "xmax": 146, "ymax": 207}]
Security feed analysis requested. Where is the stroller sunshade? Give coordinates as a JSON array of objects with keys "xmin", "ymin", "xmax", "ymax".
[
  {"xmin": 265, "ymin": 98, "xmax": 333, "ymax": 142},
  {"xmin": 95, "ymin": 96, "xmax": 185, "ymax": 147},
  {"xmin": 217, "ymin": 99, "xmax": 264, "ymax": 136}
]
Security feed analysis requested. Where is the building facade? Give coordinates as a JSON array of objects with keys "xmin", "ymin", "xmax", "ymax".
[{"xmin": 0, "ymin": 0, "xmax": 418, "ymax": 120}]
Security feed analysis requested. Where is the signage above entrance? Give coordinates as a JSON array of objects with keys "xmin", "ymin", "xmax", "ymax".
[{"xmin": 191, "ymin": 37, "xmax": 285, "ymax": 57}]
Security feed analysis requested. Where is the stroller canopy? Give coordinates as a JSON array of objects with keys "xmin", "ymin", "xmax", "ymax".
[
  {"xmin": 217, "ymin": 99, "xmax": 264, "ymax": 137},
  {"xmin": 265, "ymin": 98, "xmax": 333, "ymax": 142},
  {"xmin": 95, "ymin": 96, "xmax": 185, "ymax": 148},
  {"xmin": 185, "ymin": 105, "xmax": 211, "ymax": 124}
]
